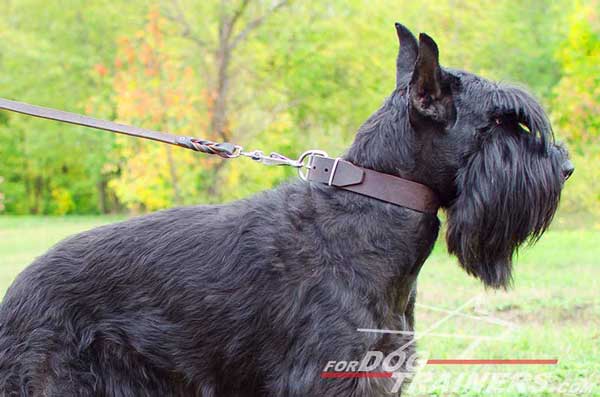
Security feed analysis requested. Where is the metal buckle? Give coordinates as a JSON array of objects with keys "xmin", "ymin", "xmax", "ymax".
[{"xmin": 297, "ymin": 150, "xmax": 328, "ymax": 181}]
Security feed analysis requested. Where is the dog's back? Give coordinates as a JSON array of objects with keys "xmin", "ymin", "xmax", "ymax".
[
  {"xmin": 0, "ymin": 193, "xmax": 276, "ymax": 395},
  {"xmin": 0, "ymin": 182, "xmax": 415, "ymax": 396},
  {"xmin": 0, "ymin": 204, "xmax": 235, "ymax": 395}
]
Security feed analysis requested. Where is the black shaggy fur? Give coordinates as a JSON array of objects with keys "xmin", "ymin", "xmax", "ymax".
[{"xmin": 0, "ymin": 24, "xmax": 571, "ymax": 396}]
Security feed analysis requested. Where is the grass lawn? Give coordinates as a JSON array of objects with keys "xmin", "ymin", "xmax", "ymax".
[
  {"xmin": 412, "ymin": 229, "xmax": 600, "ymax": 396},
  {"xmin": 0, "ymin": 215, "xmax": 598, "ymax": 396}
]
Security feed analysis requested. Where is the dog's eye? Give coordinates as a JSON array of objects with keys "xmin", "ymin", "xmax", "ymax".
[
  {"xmin": 489, "ymin": 114, "xmax": 507, "ymax": 128},
  {"xmin": 491, "ymin": 113, "xmax": 532, "ymax": 136}
]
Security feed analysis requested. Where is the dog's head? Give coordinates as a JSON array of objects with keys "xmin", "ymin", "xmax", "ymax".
[{"xmin": 360, "ymin": 24, "xmax": 573, "ymax": 289}]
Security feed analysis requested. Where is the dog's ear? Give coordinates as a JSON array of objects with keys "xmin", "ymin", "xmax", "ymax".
[
  {"xmin": 395, "ymin": 23, "xmax": 418, "ymax": 85},
  {"xmin": 409, "ymin": 33, "xmax": 454, "ymax": 125}
]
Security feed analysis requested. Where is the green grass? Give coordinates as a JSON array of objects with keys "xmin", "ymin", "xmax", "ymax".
[
  {"xmin": 0, "ymin": 216, "xmax": 598, "ymax": 396},
  {"xmin": 411, "ymin": 230, "xmax": 600, "ymax": 396}
]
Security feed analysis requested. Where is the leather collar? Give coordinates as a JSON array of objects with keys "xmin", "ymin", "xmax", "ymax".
[{"xmin": 305, "ymin": 156, "xmax": 439, "ymax": 214}]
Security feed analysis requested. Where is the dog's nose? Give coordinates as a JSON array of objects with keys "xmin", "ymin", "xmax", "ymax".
[{"xmin": 562, "ymin": 160, "xmax": 574, "ymax": 180}]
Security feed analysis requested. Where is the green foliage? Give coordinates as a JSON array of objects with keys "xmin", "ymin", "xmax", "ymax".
[
  {"xmin": 552, "ymin": 0, "xmax": 600, "ymax": 145},
  {"xmin": 551, "ymin": 1, "xmax": 600, "ymax": 221},
  {"xmin": 0, "ymin": 0, "xmax": 598, "ymax": 218},
  {"xmin": 0, "ymin": 0, "xmax": 148, "ymax": 214},
  {"xmin": 560, "ymin": 148, "xmax": 600, "ymax": 223}
]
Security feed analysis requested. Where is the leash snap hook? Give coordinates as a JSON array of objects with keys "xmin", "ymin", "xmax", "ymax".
[
  {"xmin": 240, "ymin": 150, "xmax": 302, "ymax": 167},
  {"xmin": 261, "ymin": 152, "xmax": 302, "ymax": 167}
]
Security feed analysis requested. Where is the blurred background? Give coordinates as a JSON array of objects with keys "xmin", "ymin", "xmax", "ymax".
[
  {"xmin": 0, "ymin": 0, "xmax": 598, "ymax": 217},
  {"xmin": 0, "ymin": 1, "xmax": 598, "ymax": 395}
]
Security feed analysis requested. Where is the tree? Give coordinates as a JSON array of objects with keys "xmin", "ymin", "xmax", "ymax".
[
  {"xmin": 104, "ymin": 0, "xmax": 296, "ymax": 210},
  {"xmin": 0, "ymin": 0, "xmax": 148, "ymax": 214},
  {"xmin": 551, "ymin": 0, "xmax": 600, "ymax": 218},
  {"xmin": 0, "ymin": 0, "xmax": 597, "ymax": 220}
]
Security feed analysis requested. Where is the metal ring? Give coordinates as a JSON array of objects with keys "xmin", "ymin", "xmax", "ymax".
[
  {"xmin": 297, "ymin": 150, "xmax": 328, "ymax": 181},
  {"xmin": 226, "ymin": 145, "xmax": 243, "ymax": 158}
]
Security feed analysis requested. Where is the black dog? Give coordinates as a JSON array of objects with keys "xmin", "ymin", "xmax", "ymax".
[{"xmin": 0, "ymin": 24, "xmax": 572, "ymax": 396}]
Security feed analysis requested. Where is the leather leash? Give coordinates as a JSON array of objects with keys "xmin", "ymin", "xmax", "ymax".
[
  {"xmin": 0, "ymin": 97, "xmax": 239, "ymax": 157},
  {"xmin": 0, "ymin": 97, "xmax": 439, "ymax": 214}
]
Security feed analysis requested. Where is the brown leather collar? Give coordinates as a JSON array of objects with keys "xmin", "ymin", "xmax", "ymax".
[{"xmin": 306, "ymin": 156, "xmax": 440, "ymax": 214}]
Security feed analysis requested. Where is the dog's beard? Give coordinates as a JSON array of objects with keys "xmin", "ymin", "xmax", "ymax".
[{"xmin": 446, "ymin": 128, "xmax": 563, "ymax": 289}]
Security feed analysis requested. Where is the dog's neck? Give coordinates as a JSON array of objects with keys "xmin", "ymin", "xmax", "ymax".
[
  {"xmin": 324, "ymin": 93, "xmax": 443, "ymax": 320},
  {"xmin": 343, "ymin": 93, "xmax": 421, "ymax": 183},
  {"xmin": 293, "ymin": 180, "xmax": 439, "ymax": 328},
  {"xmin": 343, "ymin": 91, "xmax": 459, "ymax": 207}
]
